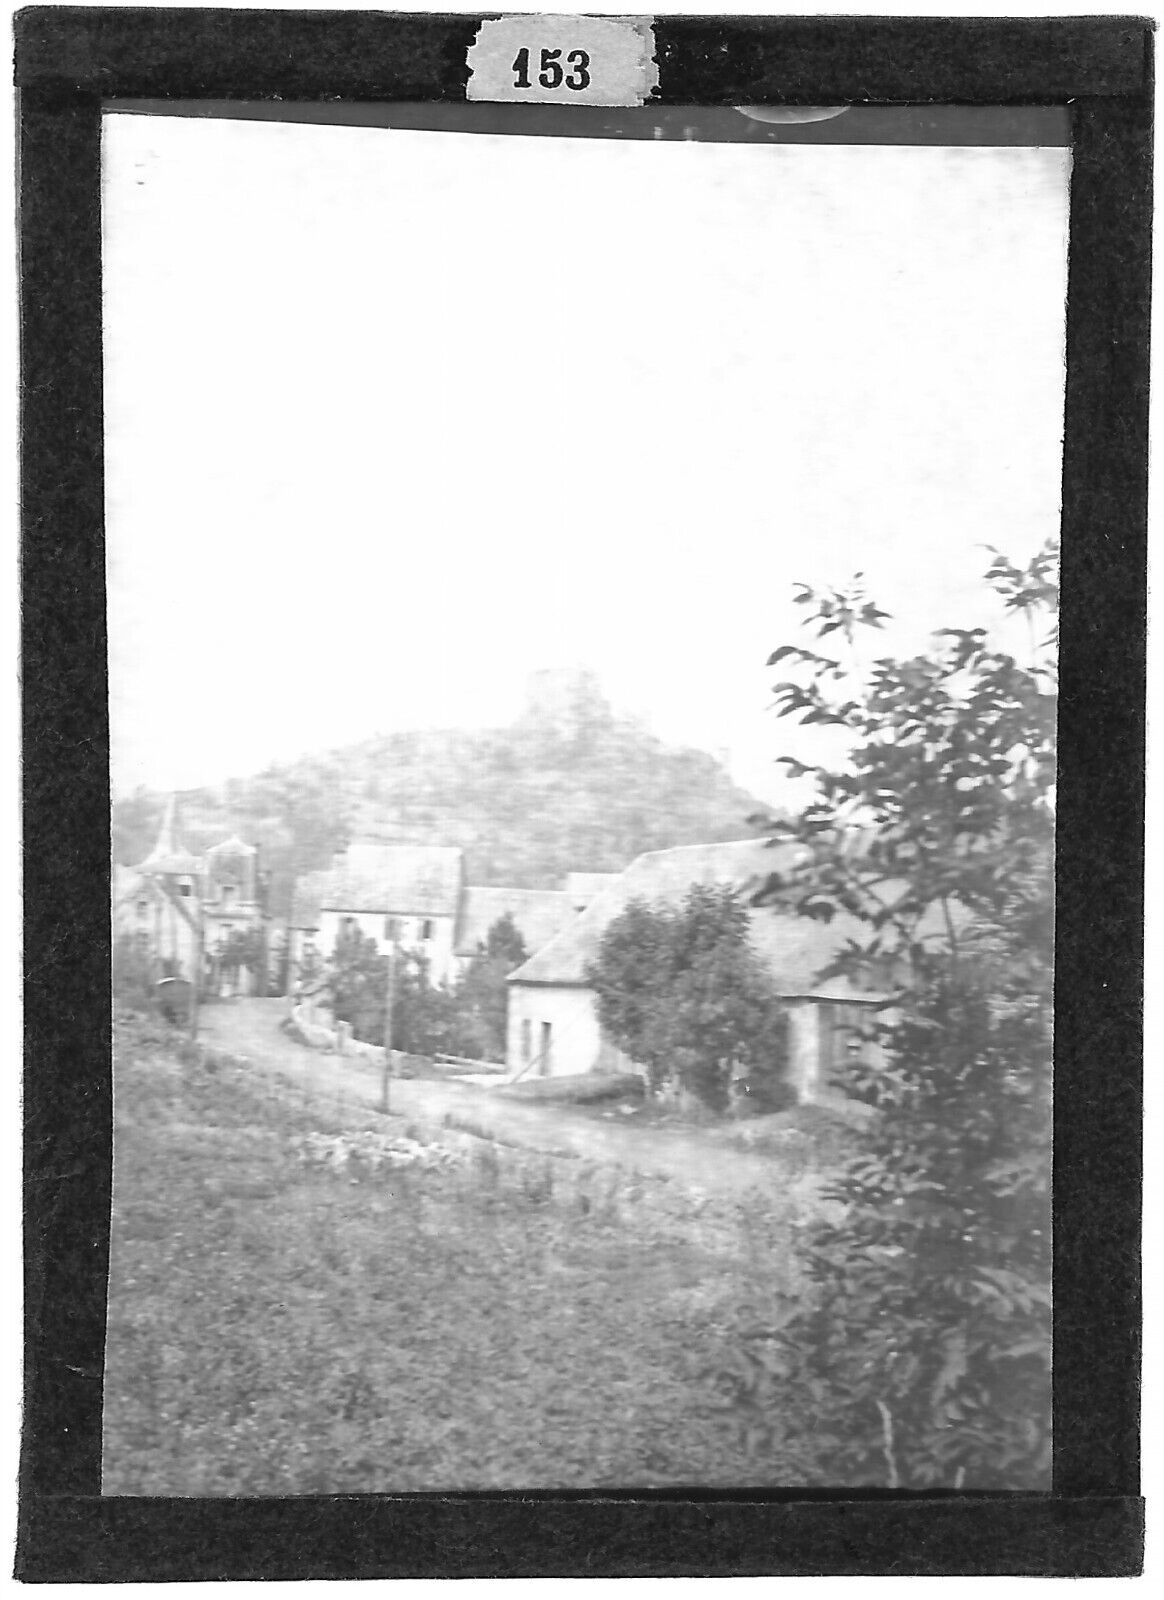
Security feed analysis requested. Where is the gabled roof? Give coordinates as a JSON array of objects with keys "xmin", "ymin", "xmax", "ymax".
[
  {"xmin": 113, "ymin": 864, "xmax": 161, "ymax": 914},
  {"xmin": 136, "ymin": 793, "xmax": 204, "ymax": 877},
  {"xmin": 455, "ymin": 886, "xmax": 577, "ymax": 958},
  {"xmin": 508, "ymin": 837, "xmax": 901, "ymax": 1003},
  {"xmin": 564, "ymin": 871, "xmax": 622, "ymax": 909},
  {"xmin": 316, "ymin": 843, "xmax": 464, "ymax": 918},
  {"xmin": 206, "ymin": 834, "xmax": 257, "ymax": 857}
]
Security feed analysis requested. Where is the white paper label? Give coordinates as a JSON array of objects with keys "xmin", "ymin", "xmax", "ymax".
[{"xmin": 466, "ymin": 14, "xmax": 658, "ymax": 107}]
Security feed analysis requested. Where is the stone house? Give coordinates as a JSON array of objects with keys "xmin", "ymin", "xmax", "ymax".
[
  {"xmin": 564, "ymin": 871, "xmax": 621, "ymax": 912},
  {"xmin": 505, "ymin": 837, "xmax": 898, "ymax": 1104},
  {"xmin": 288, "ymin": 850, "xmax": 620, "ymax": 992},
  {"xmin": 452, "ymin": 886, "xmax": 578, "ymax": 976},
  {"xmin": 288, "ymin": 843, "xmax": 466, "ymax": 987},
  {"xmin": 112, "ymin": 797, "xmax": 269, "ymax": 993}
]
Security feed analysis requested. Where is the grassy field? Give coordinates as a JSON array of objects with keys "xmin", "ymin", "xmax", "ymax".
[{"xmin": 103, "ymin": 1017, "xmax": 815, "ymax": 1495}]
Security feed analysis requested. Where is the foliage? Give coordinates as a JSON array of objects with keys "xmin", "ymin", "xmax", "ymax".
[
  {"xmin": 111, "ymin": 683, "xmax": 778, "ymax": 888},
  {"xmin": 325, "ymin": 919, "xmax": 524, "ymax": 1062},
  {"xmin": 391, "ymin": 953, "xmax": 466, "ymax": 1058},
  {"xmin": 587, "ymin": 884, "xmax": 789, "ymax": 1112},
  {"xmin": 112, "ymin": 932, "xmax": 156, "ymax": 1010},
  {"xmin": 454, "ymin": 913, "xmax": 529, "ymax": 1062},
  {"xmin": 215, "ymin": 927, "xmax": 266, "ymax": 989},
  {"xmin": 327, "ymin": 924, "xmax": 391, "ymax": 1045},
  {"xmin": 752, "ymin": 542, "xmax": 1056, "ymax": 1488},
  {"xmin": 295, "ymin": 941, "xmax": 324, "ymax": 992}
]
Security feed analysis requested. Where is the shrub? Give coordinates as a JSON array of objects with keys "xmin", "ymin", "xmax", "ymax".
[
  {"xmin": 587, "ymin": 885, "xmax": 790, "ymax": 1112},
  {"xmin": 749, "ymin": 542, "xmax": 1056, "ymax": 1488}
]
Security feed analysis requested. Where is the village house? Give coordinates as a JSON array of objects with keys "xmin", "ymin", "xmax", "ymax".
[
  {"xmin": 453, "ymin": 886, "xmax": 578, "ymax": 975},
  {"xmin": 287, "ymin": 847, "xmax": 620, "ymax": 992},
  {"xmin": 564, "ymin": 871, "xmax": 621, "ymax": 912},
  {"xmin": 505, "ymin": 837, "xmax": 900, "ymax": 1106},
  {"xmin": 112, "ymin": 797, "xmax": 269, "ymax": 993},
  {"xmin": 288, "ymin": 843, "xmax": 466, "ymax": 986}
]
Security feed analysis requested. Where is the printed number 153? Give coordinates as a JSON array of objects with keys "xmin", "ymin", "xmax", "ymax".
[{"xmin": 512, "ymin": 47, "xmax": 592, "ymax": 91}]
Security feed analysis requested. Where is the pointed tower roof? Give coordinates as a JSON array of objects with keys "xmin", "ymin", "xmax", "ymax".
[
  {"xmin": 138, "ymin": 794, "xmax": 203, "ymax": 877},
  {"xmin": 206, "ymin": 834, "xmax": 257, "ymax": 857}
]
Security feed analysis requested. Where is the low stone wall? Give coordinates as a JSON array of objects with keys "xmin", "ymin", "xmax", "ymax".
[
  {"xmin": 334, "ymin": 1021, "xmax": 387, "ymax": 1067},
  {"xmin": 283, "ymin": 1005, "xmax": 340, "ymax": 1052},
  {"xmin": 282, "ymin": 1008, "xmax": 388, "ymax": 1066}
]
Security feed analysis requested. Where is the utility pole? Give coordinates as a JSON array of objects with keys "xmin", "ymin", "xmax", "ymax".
[
  {"xmin": 380, "ymin": 939, "xmax": 398, "ymax": 1114},
  {"xmin": 189, "ymin": 904, "xmax": 204, "ymax": 1044}
]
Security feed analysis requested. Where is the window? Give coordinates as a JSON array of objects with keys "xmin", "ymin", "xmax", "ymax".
[
  {"xmin": 177, "ymin": 878, "xmax": 193, "ymax": 898},
  {"xmin": 222, "ymin": 885, "xmax": 236, "ymax": 907},
  {"xmin": 539, "ymin": 1020, "xmax": 552, "ymax": 1075},
  {"xmin": 136, "ymin": 899, "xmax": 148, "ymax": 917},
  {"xmin": 421, "ymin": 919, "xmax": 434, "ymax": 941},
  {"xmin": 383, "ymin": 916, "xmax": 398, "ymax": 940}
]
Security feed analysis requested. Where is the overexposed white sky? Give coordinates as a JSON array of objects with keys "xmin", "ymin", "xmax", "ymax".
[{"xmin": 102, "ymin": 112, "xmax": 1070, "ymax": 802}]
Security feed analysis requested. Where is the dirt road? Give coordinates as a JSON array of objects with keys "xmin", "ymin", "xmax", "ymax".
[{"xmin": 198, "ymin": 998, "xmax": 814, "ymax": 1203}]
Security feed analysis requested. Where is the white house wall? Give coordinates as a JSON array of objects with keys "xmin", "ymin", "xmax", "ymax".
[
  {"xmin": 786, "ymin": 1001, "xmax": 823, "ymax": 1103},
  {"xmin": 317, "ymin": 909, "xmax": 458, "ymax": 987},
  {"xmin": 114, "ymin": 891, "xmax": 200, "ymax": 983},
  {"xmin": 506, "ymin": 984, "xmax": 888, "ymax": 1104},
  {"xmin": 506, "ymin": 984, "xmax": 636, "ymax": 1079}
]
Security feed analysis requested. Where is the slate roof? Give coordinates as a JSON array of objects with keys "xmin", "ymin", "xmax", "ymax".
[
  {"xmin": 137, "ymin": 794, "xmax": 204, "ymax": 878},
  {"xmin": 564, "ymin": 871, "xmax": 622, "ymax": 908},
  {"xmin": 455, "ymin": 887, "xmax": 577, "ymax": 959},
  {"xmin": 508, "ymin": 837, "xmax": 909, "ymax": 1003},
  {"xmin": 296, "ymin": 843, "xmax": 465, "ymax": 922},
  {"xmin": 206, "ymin": 834, "xmax": 257, "ymax": 857},
  {"xmin": 113, "ymin": 864, "xmax": 160, "ymax": 913}
]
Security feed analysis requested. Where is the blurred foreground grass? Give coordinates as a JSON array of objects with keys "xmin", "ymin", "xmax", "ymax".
[{"xmin": 103, "ymin": 1017, "xmax": 811, "ymax": 1494}]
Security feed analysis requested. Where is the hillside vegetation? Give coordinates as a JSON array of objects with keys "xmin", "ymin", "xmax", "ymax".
[{"xmin": 113, "ymin": 676, "xmax": 773, "ymax": 895}]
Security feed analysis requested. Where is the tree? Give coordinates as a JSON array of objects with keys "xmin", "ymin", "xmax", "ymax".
[
  {"xmin": 112, "ymin": 931, "xmax": 156, "ymax": 1010},
  {"xmin": 587, "ymin": 884, "xmax": 789, "ymax": 1111},
  {"xmin": 392, "ymin": 952, "xmax": 465, "ymax": 1058},
  {"xmin": 748, "ymin": 542, "xmax": 1056, "ymax": 1488},
  {"xmin": 325, "ymin": 930, "xmax": 467, "ymax": 1057},
  {"xmin": 327, "ymin": 924, "xmax": 389, "ymax": 1044},
  {"xmin": 217, "ymin": 926, "xmax": 266, "ymax": 993},
  {"xmin": 454, "ymin": 913, "xmax": 529, "ymax": 1062}
]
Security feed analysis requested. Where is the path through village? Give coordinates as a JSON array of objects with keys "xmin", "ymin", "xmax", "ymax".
[{"xmin": 198, "ymin": 998, "xmax": 817, "ymax": 1204}]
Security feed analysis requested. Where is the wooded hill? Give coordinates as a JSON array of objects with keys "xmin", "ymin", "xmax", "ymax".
[{"xmin": 113, "ymin": 679, "xmax": 777, "ymax": 905}]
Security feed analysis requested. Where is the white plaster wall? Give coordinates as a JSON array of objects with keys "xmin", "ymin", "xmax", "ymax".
[
  {"xmin": 786, "ymin": 1001, "xmax": 822, "ymax": 1102},
  {"xmin": 317, "ymin": 909, "xmax": 458, "ymax": 985},
  {"xmin": 506, "ymin": 984, "xmax": 636, "ymax": 1078}
]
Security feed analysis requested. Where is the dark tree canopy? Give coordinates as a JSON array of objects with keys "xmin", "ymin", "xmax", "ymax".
[
  {"xmin": 587, "ymin": 884, "xmax": 788, "ymax": 1111},
  {"xmin": 324, "ymin": 914, "xmax": 528, "ymax": 1064},
  {"xmin": 456, "ymin": 914, "xmax": 529, "ymax": 1063}
]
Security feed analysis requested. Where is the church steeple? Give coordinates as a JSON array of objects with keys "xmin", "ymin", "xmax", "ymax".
[
  {"xmin": 137, "ymin": 794, "xmax": 202, "ymax": 877},
  {"xmin": 144, "ymin": 794, "xmax": 178, "ymax": 863}
]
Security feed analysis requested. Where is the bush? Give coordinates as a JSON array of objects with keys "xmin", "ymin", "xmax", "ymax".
[
  {"xmin": 750, "ymin": 542, "xmax": 1056, "ymax": 1488},
  {"xmin": 113, "ymin": 933, "xmax": 155, "ymax": 1011},
  {"xmin": 587, "ymin": 885, "xmax": 790, "ymax": 1112}
]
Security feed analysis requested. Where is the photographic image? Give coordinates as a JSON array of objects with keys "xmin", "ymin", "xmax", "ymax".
[{"xmin": 102, "ymin": 98, "xmax": 1066, "ymax": 1495}]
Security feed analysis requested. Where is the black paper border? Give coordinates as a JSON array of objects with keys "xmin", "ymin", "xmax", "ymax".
[{"xmin": 16, "ymin": 7, "xmax": 1150, "ymax": 1580}]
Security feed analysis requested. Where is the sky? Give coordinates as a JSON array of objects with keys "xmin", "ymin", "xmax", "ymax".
[{"xmin": 102, "ymin": 111, "xmax": 1070, "ymax": 804}]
